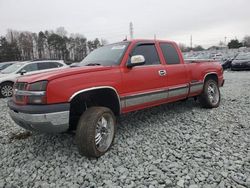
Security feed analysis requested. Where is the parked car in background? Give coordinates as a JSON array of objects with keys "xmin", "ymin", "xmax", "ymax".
[
  {"xmin": 0, "ymin": 61, "xmax": 17, "ymax": 71},
  {"xmin": 231, "ymin": 53, "xmax": 250, "ymax": 71},
  {"xmin": 220, "ymin": 58, "xmax": 232, "ymax": 70},
  {"xmin": 69, "ymin": 62, "xmax": 81, "ymax": 67},
  {"xmin": 220, "ymin": 55, "xmax": 238, "ymax": 70},
  {"xmin": 0, "ymin": 60, "xmax": 68, "ymax": 98}
]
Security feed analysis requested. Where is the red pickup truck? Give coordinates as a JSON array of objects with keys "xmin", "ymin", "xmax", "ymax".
[{"xmin": 8, "ymin": 39, "xmax": 224, "ymax": 157}]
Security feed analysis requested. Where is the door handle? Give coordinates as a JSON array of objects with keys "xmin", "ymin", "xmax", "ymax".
[{"xmin": 158, "ymin": 70, "xmax": 167, "ymax": 76}]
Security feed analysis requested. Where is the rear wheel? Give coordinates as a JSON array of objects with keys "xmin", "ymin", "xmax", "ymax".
[
  {"xmin": 0, "ymin": 82, "xmax": 13, "ymax": 98},
  {"xmin": 198, "ymin": 79, "xmax": 220, "ymax": 108},
  {"xmin": 75, "ymin": 107, "xmax": 116, "ymax": 158}
]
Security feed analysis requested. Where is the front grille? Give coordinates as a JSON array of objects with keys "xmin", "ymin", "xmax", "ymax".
[
  {"xmin": 14, "ymin": 82, "xmax": 28, "ymax": 91},
  {"xmin": 14, "ymin": 82, "xmax": 28, "ymax": 104}
]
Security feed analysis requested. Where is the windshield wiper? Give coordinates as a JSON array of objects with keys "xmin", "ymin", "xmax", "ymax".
[{"xmin": 85, "ymin": 63, "xmax": 101, "ymax": 66}]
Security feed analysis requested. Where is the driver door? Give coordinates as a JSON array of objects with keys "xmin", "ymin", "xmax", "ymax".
[{"xmin": 121, "ymin": 43, "xmax": 168, "ymax": 111}]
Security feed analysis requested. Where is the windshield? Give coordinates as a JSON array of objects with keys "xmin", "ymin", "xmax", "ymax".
[
  {"xmin": 235, "ymin": 53, "xmax": 250, "ymax": 60},
  {"xmin": 79, "ymin": 42, "xmax": 129, "ymax": 66},
  {"xmin": 1, "ymin": 63, "xmax": 23, "ymax": 74},
  {"xmin": 0, "ymin": 64, "xmax": 7, "ymax": 68}
]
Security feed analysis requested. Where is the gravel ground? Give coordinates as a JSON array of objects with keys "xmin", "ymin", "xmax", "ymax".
[{"xmin": 0, "ymin": 71, "xmax": 250, "ymax": 188}]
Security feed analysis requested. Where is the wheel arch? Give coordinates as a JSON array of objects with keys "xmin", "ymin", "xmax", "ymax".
[
  {"xmin": 0, "ymin": 80, "xmax": 15, "ymax": 86},
  {"xmin": 68, "ymin": 86, "xmax": 121, "ymax": 130},
  {"xmin": 203, "ymin": 72, "xmax": 218, "ymax": 84}
]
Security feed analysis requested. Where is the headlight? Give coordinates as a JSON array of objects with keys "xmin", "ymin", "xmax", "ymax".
[
  {"xmin": 29, "ymin": 81, "xmax": 47, "ymax": 91},
  {"xmin": 27, "ymin": 81, "xmax": 47, "ymax": 104},
  {"xmin": 14, "ymin": 81, "xmax": 48, "ymax": 105}
]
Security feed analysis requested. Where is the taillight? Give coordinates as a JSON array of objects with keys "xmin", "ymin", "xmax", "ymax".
[{"xmin": 14, "ymin": 81, "xmax": 48, "ymax": 105}]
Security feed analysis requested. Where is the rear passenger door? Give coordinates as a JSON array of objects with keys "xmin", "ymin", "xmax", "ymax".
[
  {"xmin": 121, "ymin": 43, "xmax": 168, "ymax": 110},
  {"xmin": 37, "ymin": 62, "xmax": 54, "ymax": 71},
  {"xmin": 159, "ymin": 42, "xmax": 189, "ymax": 99}
]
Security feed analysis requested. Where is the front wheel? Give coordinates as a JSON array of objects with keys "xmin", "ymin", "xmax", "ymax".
[
  {"xmin": 198, "ymin": 79, "xmax": 220, "ymax": 108},
  {"xmin": 75, "ymin": 107, "xmax": 116, "ymax": 158},
  {"xmin": 0, "ymin": 82, "xmax": 14, "ymax": 98}
]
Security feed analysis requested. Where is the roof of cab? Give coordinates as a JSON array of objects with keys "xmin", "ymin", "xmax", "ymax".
[{"xmin": 126, "ymin": 39, "xmax": 176, "ymax": 44}]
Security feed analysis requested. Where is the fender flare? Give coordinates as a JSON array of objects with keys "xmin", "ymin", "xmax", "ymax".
[
  {"xmin": 68, "ymin": 86, "xmax": 121, "ymax": 113},
  {"xmin": 203, "ymin": 72, "xmax": 218, "ymax": 83}
]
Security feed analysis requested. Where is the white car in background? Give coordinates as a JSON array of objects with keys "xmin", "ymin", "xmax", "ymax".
[
  {"xmin": 0, "ymin": 61, "xmax": 18, "ymax": 71},
  {"xmin": 0, "ymin": 60, "xmax": 68, "ymax": 98}
]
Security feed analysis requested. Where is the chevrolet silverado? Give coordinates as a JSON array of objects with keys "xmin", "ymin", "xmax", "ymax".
[{"xmin": 8, "ymin": 39, "xmax": 224, "ymax": 157}]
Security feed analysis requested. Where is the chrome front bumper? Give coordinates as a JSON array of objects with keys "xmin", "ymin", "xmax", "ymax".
[
  {"xmin": 8, "ymin": 101, "xmax": 70, "ymax": 133},
  {"xmin": 9, "ymin": 107, "xmax": 70, "ymax": 133}
]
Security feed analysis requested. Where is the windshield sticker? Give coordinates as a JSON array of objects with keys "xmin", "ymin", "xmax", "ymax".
[{"xmin": 111, "ymin": 45, "xmax": 126, "ymax": 50}]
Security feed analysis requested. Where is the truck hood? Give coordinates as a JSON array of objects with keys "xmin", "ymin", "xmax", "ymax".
[{"xmin": 17, "ymin": 66, "xmax": 113, "ymax": 83}]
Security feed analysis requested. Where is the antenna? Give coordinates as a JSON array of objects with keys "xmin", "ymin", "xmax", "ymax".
[
  {"xmin": 190, "ymin": 35, "xmax": 193, "ymax": 49},
  {"xmin": 129, "ymin": 22, "xmax": 134, "ymax": 39}
]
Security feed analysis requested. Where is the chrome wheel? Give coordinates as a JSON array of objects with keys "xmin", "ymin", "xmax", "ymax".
[
  {"xmin": 1, "ymin": 85, "xmax": 13, "ymax": 97},
  {"xmin": 207, "ymin": 82, "xmax": 219, "ymax": 105},
  {"xmin": 95, "ymin": 114, "xmax": 115, "ymax": 152}
]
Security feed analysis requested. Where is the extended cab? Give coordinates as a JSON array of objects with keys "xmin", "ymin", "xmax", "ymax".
[{"xmin": 8, "ymin": 39, "xmax": 224, "ymax": 157}]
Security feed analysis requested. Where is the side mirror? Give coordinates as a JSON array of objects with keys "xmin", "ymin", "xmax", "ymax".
[
  {"xmin": 127, "ymin": 55, "xmax": 146, "ymax": 68},
  {"xmin": 20, "ymin": 69, "xmax": 27, "ymax": 75}
]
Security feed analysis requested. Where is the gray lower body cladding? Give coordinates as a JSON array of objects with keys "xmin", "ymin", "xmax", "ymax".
[{"xmin": 121, "ymin": 83, "xmax": 203, "ymax": 108}]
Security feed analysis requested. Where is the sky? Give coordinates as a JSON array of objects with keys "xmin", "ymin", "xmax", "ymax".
[{"xmin": 0, "ymin": 0, "xmax": 249, "ymax": 48}]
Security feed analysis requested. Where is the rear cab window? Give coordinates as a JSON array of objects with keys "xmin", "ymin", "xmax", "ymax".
[{"xmin": 160, "ymin": 43, "xmax": 180, "ymax": 65}]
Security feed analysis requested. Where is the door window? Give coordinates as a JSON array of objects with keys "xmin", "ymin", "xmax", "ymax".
[
  {"xmin": 131, "ymin": 44, "xmax": 160, "ymax": 65},
  {"xmin": 50, "ymin": 62, "xmax": 63, "ymax": 68},
  {"xmin": 38, "ymin": 62, "xmax": 63, "ymax": 70},
  {"xmin": 22, "ymin": 63, "xmax": 38, "ymax": 72}
]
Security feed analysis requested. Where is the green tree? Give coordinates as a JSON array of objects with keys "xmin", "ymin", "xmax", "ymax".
[
  {"xmin": 38, "ymin": 31, "xmax": 47, "ymax": 58},
  {"xmin": 87, "ymin": 38, "xmax": 101, "ymax": 52},
  {"xmin": 193, "ymin": 45, "xmax": 204, "ymax": 51},
  {"xmin": 68, "ymin": 34, "xmax": 87, "ymax": 61},
  {"xmin": 0, "ymin": 37, "xmax": 20, "ymax": 62},
  {"xmin": 228, "ymin": 39, "xmax": 242, "ymax": 49},
  {"xmin": 93, "ymin": 38, "xmax": 101, "ymax": 49},
  {"xmin": 1, "ymin": 28, "xmax": 109, "ymax": 62},
  {"xmin": 47, "ymin": 33, "xmax": 68, "ymax": 59},
  {"xmin": 18, "ymin": 32, "xmax": 34, "ymax": 60}
]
